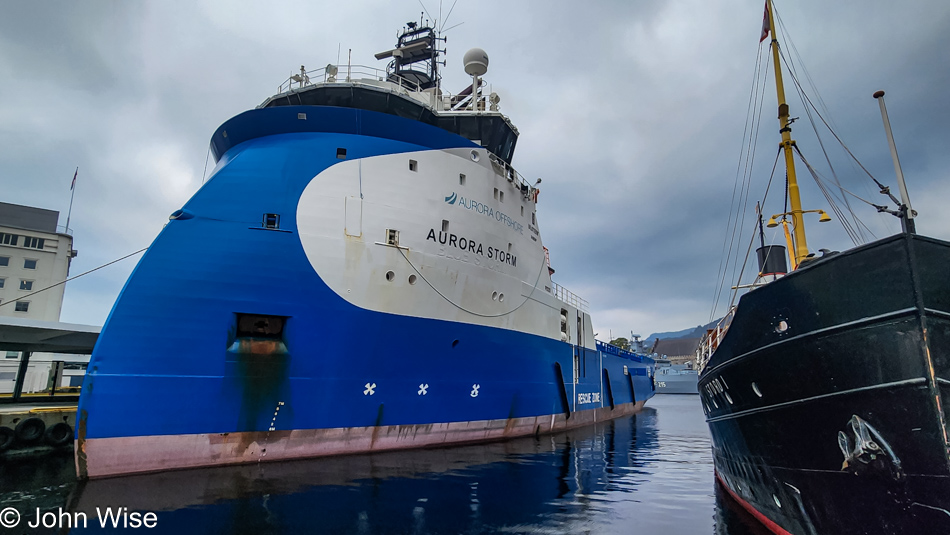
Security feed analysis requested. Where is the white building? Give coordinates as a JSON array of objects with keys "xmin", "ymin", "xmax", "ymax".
[
  {"xmin": 0, "ymin": 202, "xmax": 77, "ymax": 321},
  {"xmin": 0, "ymin": 201, "xmax": 85, "ymax": 397}
]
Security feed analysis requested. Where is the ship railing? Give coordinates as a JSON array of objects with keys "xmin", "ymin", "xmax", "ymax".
[
  {"xmin": 277, "ymin": 64, "xmax": 408, "ymax": 94},
  {"xmin": 696, "ymin": 306, "xmax": 736, "ymax": 373},
  {"xmin": 275, "ymin": 64, "xmax": 497, "ymax": 114},
  {"xmin": 595, "ymin": 340, "xmax": 646, "ymax": 362},
  {"xmin": 551, "ymin": 282, "xmax": 589, "ymax": 313}
]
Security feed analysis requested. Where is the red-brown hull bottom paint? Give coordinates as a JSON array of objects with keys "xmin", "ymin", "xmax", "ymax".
[
  {"xmin": 78, "ymin": 400, "xmax": 647, "ymax": 479},
  {"xmin": 716, "ymin": 472, "xmax": 794, "ymax": 535}
]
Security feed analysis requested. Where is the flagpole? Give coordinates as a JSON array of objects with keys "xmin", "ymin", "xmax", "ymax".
[{"xmin": 66, "ymin": 167, "xmax": 77, "ymax": 234}]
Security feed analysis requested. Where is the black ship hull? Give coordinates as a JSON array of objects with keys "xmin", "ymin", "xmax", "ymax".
[{"xmin": 699, "ymin": 232, "xmax": 950, "ymax": 535}]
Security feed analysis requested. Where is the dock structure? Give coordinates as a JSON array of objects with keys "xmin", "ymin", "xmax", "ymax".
[{"xmin": 0, "ymin": 317, "xmax": 98, "ymax": 455}]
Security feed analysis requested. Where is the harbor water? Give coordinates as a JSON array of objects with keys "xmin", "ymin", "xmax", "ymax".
[{"xmin": 0, "ymin": 396, "xmax": 770, "ymax": 534}]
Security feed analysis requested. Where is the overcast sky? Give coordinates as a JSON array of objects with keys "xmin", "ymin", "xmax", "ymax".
[{"xmin": 1, "ymin": 0, "xmax": 948, "ymax": 341}]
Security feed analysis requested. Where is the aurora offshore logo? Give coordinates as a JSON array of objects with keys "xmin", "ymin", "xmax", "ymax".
[{"xmin": 444, "ymin": 192, "xmax": 524, "ymax": 234}]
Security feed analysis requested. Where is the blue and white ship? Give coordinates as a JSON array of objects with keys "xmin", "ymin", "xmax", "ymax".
[{"xmin": 75, "ymin": 21, "xmax": 655, "ymax": 478}]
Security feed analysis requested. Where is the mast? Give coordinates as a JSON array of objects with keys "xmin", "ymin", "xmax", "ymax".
[{"xmin": 766, "ymin": 0, "xmax": 809, "ymax": 265}]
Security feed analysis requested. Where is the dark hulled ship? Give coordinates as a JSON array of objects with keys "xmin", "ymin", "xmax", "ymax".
[{"xmin": 697, "ymin": 2, "xmax": 950, "ymax": 534}]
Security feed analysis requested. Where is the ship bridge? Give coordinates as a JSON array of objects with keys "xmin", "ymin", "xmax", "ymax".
[
  {"xmin": 260, "ymin": 65, "xmax": 519, "ymax": 165},
  {"xmin": 259, "ymin": 21, "xmax": 519, "ymax": 165}
]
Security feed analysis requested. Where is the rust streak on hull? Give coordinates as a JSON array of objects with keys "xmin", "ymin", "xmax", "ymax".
[{"xmin": 79, "ymin": 401, "xmax": 647, "ymax": 479}]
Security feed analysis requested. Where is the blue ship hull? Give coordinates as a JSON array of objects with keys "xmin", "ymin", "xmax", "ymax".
[{"xmin": 75, "ymin": 107, "xmax": 655, "ymax": 478}]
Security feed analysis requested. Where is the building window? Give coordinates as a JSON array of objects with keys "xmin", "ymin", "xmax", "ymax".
[
  {"xmin": 19, "ymin": 280, "xmax": 33, "ymax": 291},
  {"xmin": 23, "ymin": 259, "xmax": 37, "ymax": 270},
  {"xmin": 0, "ymin": 233, "xmax": 18, "ymax": 246},
  {"xmin": 14, "ymin": 301, "xmax": 28, "ymax": 312},
  {"xmin": 0, "ymin": 278, "xmax": 4, "ymax": 289},
  {"xmin": 0, "ymin": 256, "xmax": 7, "ymax": 267},
  {"xmin": 23, "ymin": 237, "xmax": 44, "ymax": 249}
]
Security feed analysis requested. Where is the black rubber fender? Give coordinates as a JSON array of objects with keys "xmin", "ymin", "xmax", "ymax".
[
  {"xmin": 0, "ymin": 427, "xmax": 14, "ymax": 451},
  {"xmin": 14, "ymin": 417, "xmax": 46, "ymax": 444},
  {"xmin": 44, "ymin": 422, "xmax": 72, "ymax": 447}
]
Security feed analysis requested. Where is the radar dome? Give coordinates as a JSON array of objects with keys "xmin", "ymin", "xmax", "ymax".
[{"xmin": 463, "ymin": 48, "xmax": 489, "ymax": 76}]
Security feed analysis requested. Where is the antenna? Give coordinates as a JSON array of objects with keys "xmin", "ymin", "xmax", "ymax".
[
  {"xmin": 417, "ymin": 1, "xmax": 433, "ymax": 27},
  {"xmin": 440, "ymin": 0, "xmax": 459, "ymax": 33},
  {"xmin": 873, "ymin": 90, "xmax": 916, "ymax": 234}
]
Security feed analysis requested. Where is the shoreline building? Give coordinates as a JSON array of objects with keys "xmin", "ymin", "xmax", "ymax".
[
  {"xmin": 0, "ymin": 201, "xmax": 85, "ymax": 397},
  {"xmin": 0, "ymin": 202, "xmax": 77, "ymax": 320}
]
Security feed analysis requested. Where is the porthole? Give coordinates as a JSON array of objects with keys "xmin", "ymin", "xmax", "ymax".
[
  {"xmin": 385, "ymin": 271, "xmax": 395, "ymax": 282},
  {"xmin": 498, "ymin": 293, "xmax": 505, "ymax": 302},
  {"xmin": 408, "ymin": 274, "xmax": 417, "ymax": 285},
  {"xmin": 470, "ymin": 150, "xmax": 479, "ymax": 162},
  {"xmin": 491, "ymin": 291, "xmax": 498, "ymax": 301},
  {"xmin": 752, "ymin": 382, "xmax": 762, "ymax": 398},
  {"xmin": 775, "ymin": 320, "xmax": 789, "ymax": 333}
]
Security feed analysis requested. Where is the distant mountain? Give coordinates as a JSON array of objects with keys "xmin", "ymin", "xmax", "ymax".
[{"xmin": 645, "ymin": 319, "xmax": 721, "ymax": 345}]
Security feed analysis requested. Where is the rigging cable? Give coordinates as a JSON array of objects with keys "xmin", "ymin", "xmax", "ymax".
[
  {"xmin": 710, "ymin": 44, "xmax": 770, "ymax": 322},
  {"xmin": 793, "ymin": 147, "xmax": 894, "ymax": 219},
  {"xmin": 726, "ymin": 53, "xmax": 772, "ymax": 302},
  {"xmin": 778, "ymin": 50, "xmax": 866, "ymax": 245},
  {"xmin": 728, "ymin": 148, "xmax": 782, "ymax": 311},
  {"xmin": 0, "ymin": 248, "xmax": 148, "ymax": 310},
  {"xmin": 774, "ymin": 4, "xmax": 878, "ymax": 243},
  {"xmin": 772, "ymin": 10, "xmax": 898, "ymax": 221},
  {"xmin": 793, "ymin": 145, "xmax": 877, "ymax": 242}
]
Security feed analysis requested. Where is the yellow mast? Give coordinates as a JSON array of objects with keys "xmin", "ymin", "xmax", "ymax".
[{"xmin": 766, "ymin": 0, "xmax": 809, "ymax": 265}]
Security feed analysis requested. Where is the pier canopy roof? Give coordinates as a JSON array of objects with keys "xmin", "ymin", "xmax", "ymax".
[{"xmin": 0, "ymin": 316, "xmax": 99, "ymax": 354}]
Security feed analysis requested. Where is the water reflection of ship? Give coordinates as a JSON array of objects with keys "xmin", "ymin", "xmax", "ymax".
[{"xmin": 69, "ymin": 412, "xmax": 660, "ymax": 532}]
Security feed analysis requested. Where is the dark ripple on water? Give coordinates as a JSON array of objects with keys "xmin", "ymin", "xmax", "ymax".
[{"xmin": 0, "ymin": 396, "xmax": 771, "ymax": 534}]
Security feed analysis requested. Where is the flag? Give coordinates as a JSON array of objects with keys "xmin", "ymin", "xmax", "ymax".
[
  {"xmin": 70, "ymin": 168, "xmax": 77, "ymax": 190},
  {"xmin": 760, "ymin": 1, "xmax": 771, "ymax": 42}
]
